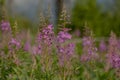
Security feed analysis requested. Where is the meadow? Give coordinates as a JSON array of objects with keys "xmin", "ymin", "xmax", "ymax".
[
  {"xmin": 1, "ymin": 15, "xmax": 120, "ymax": 80},
  {"xmin": 1, "ymin": 0, "xmax": 120, "ymax": 80}
]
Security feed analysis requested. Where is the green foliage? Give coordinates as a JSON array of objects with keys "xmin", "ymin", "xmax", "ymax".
[
  {"xmin": 0, "ymin": 38, "xmax": 120, "ymax": 80},
  {"xmin": 72, "ymin": 0, "xmax": 120, "ymax": 37},
  {"xmin": 0, "ymin": 0, "xmax": 5, "ymax": 5},
  {"xmin": 1, "ymin": 0, "xmax": 120, "ymax": 79},
  {"xmin": 0, "ymin": 0, "xmax": 4, "ymax": 20}
]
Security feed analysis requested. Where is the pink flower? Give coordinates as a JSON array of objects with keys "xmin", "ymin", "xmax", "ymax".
[
  {"xmin": 57, "ymin": 31, "xmax": 72, "ymax": 43},
  {"xmin": 99, "ymin": 40, "xmax": 107, "ymax": 52},
  {"xmin": 47, "ymin": 24, "xmax": 53, "ymax": 30},
  {"xmin": 107, "ymin": 32, "xmax": 120, "ymax": 68},
  {"xmin": 37, "ymin": 24, "xmax": 54, "ymax": 46},
  {"xmin": 81, "ymin": 36, "xmax": 98, "ymax": 62},
  {"xmin": 56, "ymin": 28, "xmax": 75, "ymax": 67},
  {"xmin": 24, "ymin": 41, "xmax": 31, "ymax": 52},
  {"xmin": 8, "ymin": 38, "xmax": 21, "ymax": 51},
  {"xmin": 57, "ymin": 43, "xmax": 75, "ymax": 67},
  {"xmin": 32, "ymin": 45, "xmax": 41, "ymax": 55},
  {"xmin": 66, "ymin": 43, "xmax": 75, "ymax": 55},
  {"xmin": 107, "ymin": 53, "xmax": 120, "ymax": 68},
  {"xmin": 0, "ymin": 20, "xmax": 11, "ymax": 32}
]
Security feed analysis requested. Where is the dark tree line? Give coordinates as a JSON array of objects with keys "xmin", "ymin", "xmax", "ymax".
[{"xmin": 72, "ymin": 0, "xmax": 120, "ymax": 37}]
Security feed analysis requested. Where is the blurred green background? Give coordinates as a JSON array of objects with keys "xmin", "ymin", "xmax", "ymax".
[
  {"xmin": 72, "ymin": 0, "xmax": 120, "ymax": 37},
  {"xmin": 0, "ymin": 0, "xmax": 120, "ymax": 37}
]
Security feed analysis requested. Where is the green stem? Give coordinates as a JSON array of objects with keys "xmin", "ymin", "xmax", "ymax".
[{"xmin": 30, "ymin": 56, "xmax": 36, "ymax": 80}]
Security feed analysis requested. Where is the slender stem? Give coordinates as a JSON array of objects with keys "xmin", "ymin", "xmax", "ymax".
[{"xmin": 30, "ymin": 56, "xmax": 36, "ymax": 80}]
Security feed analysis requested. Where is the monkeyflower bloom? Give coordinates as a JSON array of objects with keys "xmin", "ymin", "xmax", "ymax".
[{"xmin": 0, "ymin": 20, "xmax": 11, "ymax": 32}]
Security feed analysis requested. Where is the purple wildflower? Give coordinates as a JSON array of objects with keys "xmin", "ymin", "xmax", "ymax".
[
  {"xmin": 57, "ymin": 43, "xmax": 75, "ymax": 56},
  {"xmin": 108, "ymin": 32, "xmax": 119, "ymax": 55},
  {"xmin": 8, "ymin": 38, "xmax": 21, "ymax": 51},
  {"xmin": 83, "ymin": 36, "xmax": 97, "ymax": 55},
  {"xmin": 57, "ymin": 29, "xmax": 71, "ymax": 43},
  {"xmin": 37, "ymin": 24, "xmax": 54, "ymax": 46},
  {"xmin": 107, "ymin": 53, "xmax": 120, "ymax": 68},
  {"xmin": 99, "ymin": 40, "xmax": 107, "ymax": 52},
  {"xmin": 81, "ymin": 36, "xmax": 98, "ymax": 62},
  {"xmin": 107, "ymin": 32, "xmax": 120, "ymax": 68},
  {"xmin": 57, "ymin": 46, "xmax": 65, "ymax": 53},
  {"xmin": 81, "ymin": 54, "xmax": 90, "ymax": 62},
  {"xmin": 56, "ymin": 28, "xmax": 75, "ymax": 67},
  {"xmin": 32, "ymin": 45, "xmax": 41, "ymax": 55},
  {"xmin": 82, "ymin": 36, "xmax": 94, "ymax": 47},
  {"xmin": 0, "ymin": 20, "xmax": 11, "ymax": 32},
  {"xmin": 24, "ymin": 41, "xmax": 31, "ymax": 52},
  {"xmin": 57, "ymin": 43, "xmax": 75, "ymax": 67},
  {"xmin": 66, "ymin": 43, "xmax": 75, "ymax": 55},
  {"xmin": 33, "ymin": 24, "xmax": 55, "ymax": 56},
  {"xmin": 118, "ymin": 39, "xmax": 120, "ymax": 49}
]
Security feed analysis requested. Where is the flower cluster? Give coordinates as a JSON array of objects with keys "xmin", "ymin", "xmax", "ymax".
[
  {"xmin": 99, "ymin": 40, "xmax": 107, "ymax": 52},
  {"xmin": 37, "ymin": 24, "xmax": 54, "ymax": 46},
  {"xmin": 81, "ymin": 36, "xmax": 98, "ymax": 62},
  {"xmin": 32, "ymin": 45, "xmax": 41, "ymax": 55},
  {"xmin": 32, "ymin": 24, "xmax": 54, "ymax": 55},
  {"xmin": 8, "ymin": 38, "xmax": 20, "ymax": 51},
  {"xmin": 108, "ymin": 53, "xmax": 120, "ymax": 68},
  {"xmin": 107, "ymin": 32, "xmax": 120, "ymax": 69},
  {"xmin": 57, "ymin": 43, "xmax": 75, "ymax": 60},
  {"xmin": 57, "ymin": 30, "xmax": 72, "ymax": 43},
  {"xmin": 108, "ymin": 32, "xmax": 119, "ymax": 54},
  {"xmin": 0, "ymin": 20, "xmax": 11, "ymax": 32},
  {"xmin": 57, "ymin": 28, "xmax": 75, "ymax": 67},
  {"xmin": 24, "ymin": 41, "xmax": 31, "ymax": 52},
  {"xmin": 2, "ymin": 20, "xmax": 120, "ymax": 79}
]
